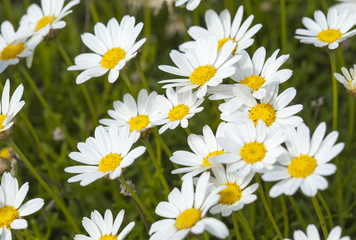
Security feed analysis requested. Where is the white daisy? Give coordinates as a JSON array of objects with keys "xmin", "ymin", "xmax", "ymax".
[
  {"xmin": 68, "ymin": 16, "xmax": 146, "ymax": 84},
  {"xmin": 295, "ymin": 8, "xmax": 356, "ymax": 50},
  {"xmin": 0, "ymin": 172, "xmax": 44, "ymax": 240},
  {"xmin": 171, "ymin": 0, "xmax": 201, "ymax": 11},
  {"xmin": 65, "ymin": 125, "xmax": 146, "ymax": 186},
  {"xmin": 153, "ymin": 87, "xmax": 204, "ymax": 134},
  {"xmin": 262, "ymin": 122, "xmax": 344, "ymax": 197},
  {"xmin": 18, "ymin": 0, "xmax": 80, "ymax": 48},
  {"xmin": 159, "ymin": 36, "xmax": 241, "ymax": 98},
  {"xmin": 180, "ymin": 6, "xmax": 262, "ymax": 53},
  {"xmin": 217, "ymin": 120, "xmax": 285, "ymax": 177},
  {"xmin": 334, "ymin": 65, "xmax": 356, "ymax": 96},
  {"xmin": 0, "ymin": 21, "xmax": 33, "ymax": 73},
  {"xmin": 149, "ymin": 172, "xmax": 229, "ymax": 240},
  {"xmin": 286, "ymin": 224, "xmax": 350, "ymax": 240},
  {"xmin": 99, "ymin": 89, "xmax": 158, "ymax": 134},
  {"xmin": 220, "ymin": 83, "xmax": 303, "ymax": 129},
  {"xmin": 0, "ymin": 79, "xmax": 25, "ymax": 134},
  {"xmin": 170, "ymin": 123, "xmax": 226, "ymax": 178},
  {"xmin": 74, "ymin": 209, "xmax": 135, "ymax": 240},
  {"xmin": 209, "ymin": 47, "xmax": 292, "ymax": 100},
  {"xmin": 209, "ymin": 163, "xmax": 258, "ymax": 217}
]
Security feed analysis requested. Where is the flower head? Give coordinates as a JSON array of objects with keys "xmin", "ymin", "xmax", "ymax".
[{"xmin": 334, "ymin": 65, "xmax": 356, "ymax": 96}]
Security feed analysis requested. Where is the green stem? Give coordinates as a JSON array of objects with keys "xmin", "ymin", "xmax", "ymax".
[
  {"xmin": 89, "ymin": 0, "xmax": 100, "ymax": 22},
  {"xmin": 118, "ymin": 176, "xmax": 154, "ymax": 223},
  {"xmin": 255, "ymin": 175, "xmax": 283, "ymax": 240},
  {"xmin": 136, "ymin": 62, "xmax": 150, "ymax": 92},
  {"xmin": 184, "ymin": 127, "xmax": 191, "ymax": 136},
  {"xmin": 121, "ymin": 72, "xmax": 137, "ymax": 97},
  {"xmin": 237, "ymin": 211, "xmax": 255, "ymax": 240},
  {"xmin": 280, "ymin": 0, "xmax": 287, "ymax": 54},
  {"xmin": 320, "ymin": 0, "xmax": 328, "ymax": 12},
  {"xmin": 232, "ymin": 212, "xmax": 242, "ymax": 240},
  {"xmin": 328, "ymin": 51, "xmax": 338, "ymax": 130},
  {"xmin": 19, "ymin": 65, "xmax": 76, "ymax": 151},
  {"xmin": 347, "ymin": 95, "xmax": 355, "ymax": 145},
  {"xmin": 153, "ymin": 128, "xmax": 172, "ymax": 157},
  {"xmin": 280, "ymin": 195, "xmax": 289, "ymax": 237},
  {"xmin": 288, "ymin": 196, "xmax": 306, "ymax": 229},
  {"xmin": 317, "ymin": 193, "xmax": 334, "ymax": 229},
  {"xmin": 2, "ymin": 0, "xmax": 14, "ymax": 23},
  {"xmin": 311, "ymin": 196, "xmax": 328, "ymax": 238},
  {"xmin": 8, "ymin": 138, "xmax": 81, "ymax": 233}
]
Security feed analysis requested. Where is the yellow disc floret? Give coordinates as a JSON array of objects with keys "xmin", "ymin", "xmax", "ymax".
[
  {"xmin": 101, "ymin": 48, "xmax": 126, "ymax": 69},
  {"xmin": 99, "ymin": 234, "xmax": 118, "ymax": 240},
  {"xmin": 240, "ymin": 75, "xmax": 266, "ymax": 91},
  {"xmin": 175, "ymin": 208, "xmax": 201, "ymax": 230},
  {"xmin": 0, "ymin": 114, "xmax": 7, "ymax": 130},
  {"xmin": 317, "ymin": 29, "xmax": 342, "ymax": 43},
  {"xmin": 240, "ymin": 142, "xmax": 267, "ymax": 164},
  {"xmin": 218, "ymin": 37, "xmax": 237, "ymax": 54},
  {"xmin": 35, "ymin": 16, "xmax": 56, "ymax": 31},
  {"xmin": 288, "ymin": 155, "xmax": 317, "ymax": 178},
  {"xmin": 249, "ymin": 103, "xmax": 276, "ymax": 127},
  {"xmin": 190, "ymin": 65, "xmax": 217, "ymax": 86},
  {"xmin": 202, "ymin": 150, "xmax": 225, "ymax": 167},
  {"xmin": 128, "ymin": 115, "xmax": 150, "ymax": 132},
  {"xmin": 219, "ymin": 182, "xmax": 242, "ymax": 205},
  {"xmin": 0, "ymin": 205, "xmax": 19, "ymax": 228},
  {"xmin": 0, "ymin": 43, "xmax": 24, "ymax": 61},
  {"xmin": 168, "ymin": 104, "xmax": 189, "ymax": 121},
  {"xmin": 98, "ymin": 153, "xmax": 122, "ymax": 173},
  {"xmin": 0, "ymin": 147, "xmax": 12, "ymax": 159}
]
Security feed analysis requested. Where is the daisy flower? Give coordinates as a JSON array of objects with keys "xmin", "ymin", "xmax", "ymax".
[
  {"xmin": 209, "ymin": 47, "xmax": 292, "ymax": 100},
  {"xmin": 170, "ymin": 123, "xmax": 226, "ymax": 178},
  {"xmin": 220, "ymin": 83, "xmax": 303, "ymax": 129},
  {"xmin": 149, "ymin": 172, "xmax": 229, "ymax": 240},
  {"xmin": 159, "ymin": 36, "xmax": 241, "ymax": 98},
  {"xmin": 295, "ymin": 8, "xmax": 356, "ymax": 50},
  {"xmin": 74, "ymin": 209, "xmax": 135, "ymax": 240},
  {"xmin": 334, "ymin": 65, "xmax": 356, "ymax": 96},
  {"xmin": 18, "ymin": 0, "xmax": 80, "ymax": 48},
  {"xmin": 0, "ymin": 172, "xmax": 44, "ymax": 240},
  {"xmin": 171, "ymin": 0, "xmax": 201, "ymax": 11},
  {"xmin": 0, "ymin": 79, "xmax": 25, "ymax": 136},
  {"xmin": 65, "ymin": 125, "xmax": 146, "ymax": 186},
  {"xmin": 0, "ymin": 21, "xmax": 33, "ymax": 73},
  {"xmin": 262, "ymin": 122, "xmax": 344, "ymax": 197},
  {"xmin": 153, "ymin": 87, "xmax": 204, "ymax": 134},
  {"xmin": 286, "ymin": 224, "xmax": 350, "ymax": 240},
  {"xmin": 68, "ymin": 17, "xmax": 145, "ymax": 84},
  {"xmin": 209, "ymin": 163, "xmax": 258, "ymax": 217},
  {"xmin": 217, "ymin": 120, "xmax": 285, "ymax": 177},
  {"xmin": 180, "ymin": 6, "xmax": 262, "ymax": 54},
  {"xmin": 100, "ymin": 89, "xmax": 158, "ymax": 135}
]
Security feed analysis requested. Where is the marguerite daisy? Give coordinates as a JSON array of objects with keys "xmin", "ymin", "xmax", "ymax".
[
  {"xmin": 0, "ymin": 172, "xmax": 44, "ymax": 240},
  {"xmin": 286, "ymin": 224, "xmax": 350, "ymax": 240},
  {"xmin": 18, "ymin": 0, "xmax": 80, "ymax": 48},
  {"xmin": 65, "ymin": 125, "xmax": 146, "ymax": 186},
  {"xmin": 74, "ymin": 209, "xmax": 135, "ymax": 240},
  {"xmin": 295, "ymin": 8, "xmax": 356, "ymax": 50},
  {"xmin": 149, "ymin": 172, "xmax": 229, "ymax": 240},
  {"xmin": 209, "ymin": 47, "xmax": 292, "ymax": 100},
  {"xmin": 153, "ymin": 87, "xmax": 204, "ymax": 134},
  {"xmin": 262, "ymin": 122, "xmax": 344, "ymax": 197},
  {"xmin": 180, "ymin": 6, "xmax": 262, "ymax": 54},
  {"xmin": 170, "ymin": 123, "xmax": 226, "ymax": 178},
  {"xmin": 171, "ymin": 0, "xmax": 201, "ymax": 11},
  {"xmin": 209, "ymin": 163, "xmax": 258, "ymax": 217},
  {"xmin": 68, "ymin": 16, "xmax": 146, "ymax": 84},
  {"xmin": 334, "ymin": 65, "xmax": 356, "ymax": 96},
  {"xmin": 159, "ymin": 36, "xmax": 241, "ymax": 98},
  {"xmin": 0, "ymin": 79, "xmax": 25, "ymax": 138},
  {"xmin": 99, "ymin": 89, "xmax": 158, "ymax": 135},
  {"xmin": 217, "ymin": 120, "xmax": 285, "ymax": 177}
]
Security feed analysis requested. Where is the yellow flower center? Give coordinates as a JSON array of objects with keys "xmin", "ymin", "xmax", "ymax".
[
  {"xmin": 317, "ymin": 29, "xmax": 342, "ymax": 43},
  {"xmin": 189, "ymin": 65, "xmax": 217, "ymax": 86},
  {"xmin": 168, "ymin": 104, "xmax": 189, "ymax": 121},
  {"xmin": 0, "ymin": 114, "xmax": 7, "ymax": 130},
  {"xmin": 288, "ymin": 155, "xmax": 317, "ymax": 178},
  {"xmin": 348, "ymin": 81, "xmax": 356, "ymax": 90},
  {"xmin": 240, "ymin": 75, "xmax": 266, "ymax": 91},
  {"xmin": 0, "ymin": 147, "xmax": 12, "ymax": 159},
  {"xmin": 249, "ymin": 103, "xmax": 276, "ymax": 127},
  {"xmin": 0, "ymin": 43, "xmax": 25, "ymax": 61},
  {"xmin": 175, "ymin": 208, "xmax": 201, "ymax": 230},
  {"xmin": 35, "ymin": 16, "xmax": 56, "ymax": 31},
  {"xmin": 218, "ymin": 37, "xmax": 237, "ymax": 54},
  {"xmin": 99, "ymin": 234, "xmax": 118, "ymax": 240},
  {"xmin": 98, "ymin": 153, "xmax": 122, "ymax": 173},
  {"xmin": 0, "ymin": 205, "xmax": 19, "ymax": 228},
  {"xmin": 101, "ymin": 47, "xmax": 126, "ymax": 69},
  {"xmin": 128, "ymin": 115, "xmax": 150, "ymax": 132},
  {"xmin": 202, "ymin": 150, "xmax": 225, "ymax": 167},
  {"xmin": 240, "ymin": 142, "xmax": 266, "ymax": 164},
  {"xmin": 219, "ymin": 182, "xmax": 242, "ymax": 205}
]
